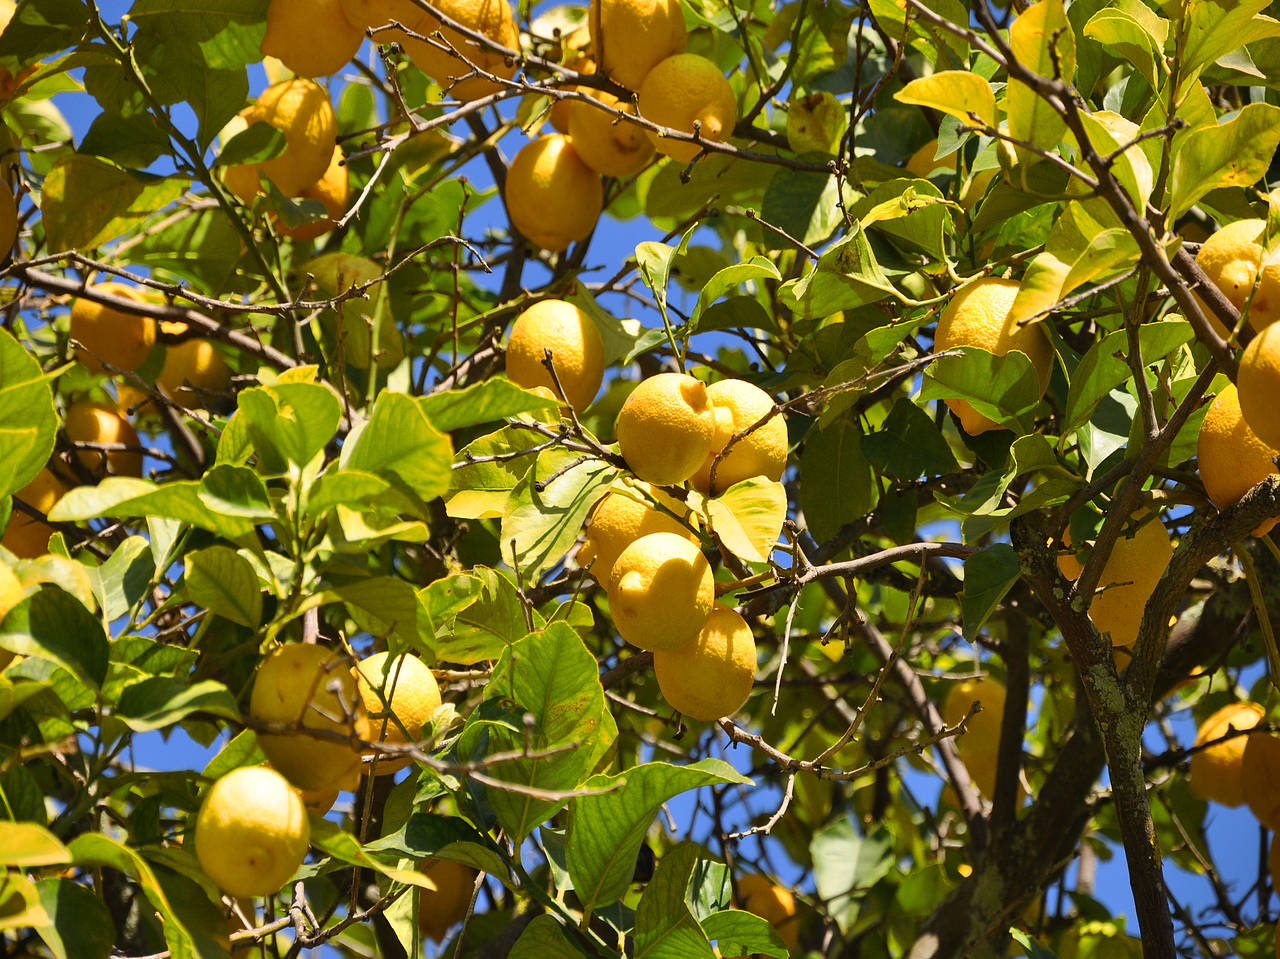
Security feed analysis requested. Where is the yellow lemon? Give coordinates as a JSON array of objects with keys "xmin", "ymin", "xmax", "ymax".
[
  {"xmin": 339, "ymin": 0, "xmax": 423, "ymax": 44},
  {"xmin": 549, "ymin": 25, "xmax": 594, "ymax": 134},
  {"xmin": 0, "ymin": 185, "xmax": 15, "ymax": 256},
  {"xmin": 588, "ymin": 0, "xmax": 687, "ymax": 91},
  {"xmin": 158, "ymin": 333, "xmax": 232, "ymax": 409},
  {"xmin": 194, "ymin": 766, "xmax": 310, "ymax": 898},
  {"xmin": 69, "ymin": 283, "xmax": 157, "ymax": 374},
  {"xmin": 1243, "ymin": 727, "xmax": 1280, "ymax": 829},
  {"xmin": 274, "ymin": 145, "xmax": 349, "ymax": 242},
  {"xmin": 352, "ymin": 651, "xmax": 441, "ymax": 773},
  {"xmin": 690, "ymin": 379, "xmax": 787, "ymax": 496},
  {"xmin": 1194, "ymin": 218, "xmax": 1280, "ymax": 335},
  {"xmin": 261, "ymin": 0, "xmax": 364, "ymax": 77},
  {"xmin": 505, "ymin": 299, "xmax": 605, "ymax": 412},
  {"xmin": 904, "ymin": 138, "xmax": 957, "ymax": 178},
  {"xmin": 653, "ymin": 603, "xmax": 756, "ymax": 721},
  {"xmin": 403, "ymin": 0, "xmax": 520, "ymax": 101},
  {"xmin": 567, "ymin": 91, "xmax": 655, "ymax": 177},
  {"xmin": 578, "ymin": 482, "xmax": 693, "ymax": 581},
  {"xmin": 943, "ymin": 676, "xmax": 1006, "ymax": 743},
  {"xmin": 504, "ymin": 134, "xmax": 603, "ymax": 252},
  {"xmin": 734, "ymin": 874, "xmax": 800, "ymax": 951},
  {"xmin": 1196, "ymin": 382, "xmax": 1279, "ymax": 536},
  {"xmin": 417, "ymin": 859, "xmax": 480, "ymax": 943},
  {"xmin": 607, "ymin": 530, "xmax": 713, "ymax": 651},
  {"xmin": 249, "ymin": 643, "xmax": 368, "ymax": 792},
  {"xmin": 932, "ymin": 277, "xmax": 1052, "ymax": 435},
  {"xmin": 223, "ymin": 79, "xmax": 336, "ymax": 201},
  {"xmin": 64, "ymin": 401, "xmax": 143, "ymax": 478},
  {"xmin": 1237, "ymin": 322, "xmax": 1280, "ymax": 452},
  {"xmin": 2, "ymin": 468, "xmax": 65, "ymax": 559},
  {"xmin": 1188, "ymin": 701, "xmax": 1264, "ymax": 807},
  {"xmin": 615, "ymin": 372, "xmax": 715, "ymax": 486},
  {"xmin": 637, "ymin": 53, "xmax": 737, "ymax": 164}
]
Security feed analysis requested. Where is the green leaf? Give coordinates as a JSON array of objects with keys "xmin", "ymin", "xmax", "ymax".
[
  {"xmin": 1169, "ymin": 103, "xmax": 1280, "ymax": 218},
  {"xmin": 702, "ymin": 909, "xmax": 789, "ymax": 959},
  {"xmin": 40, "ymin": 155, "xmax": 187, "ymax": 251},
  {"xmin": 35, "ymin": 878, "xmax": 114, "ymax": 959},
  {"xmin": 1007, "ymin": 0, "xmax": 1076, "ymax": 154},
  {"xmin": 567, "ymin": 759, "xmax": 751, "ymax": 917},
  {"xmin": 184, "ymin": 546, "xmax": 262, "ymax": 628},
  {"xmin": 0, "ymin": 587, "xmax": 109, "ymax": 689},
  {"xmin": 0, "ymin": 675, "xmax": 51, "ymax": 723},
  {"xmin": 116, "ymin": 677, "xmax": 241, "ymax": 733},
  {"xmin": 704, "ymin": 478, "xmax": 786, "ymax": 564},
  {"xmin": 810, "ymin": 819, "xmax": 893, "ymax": 933},
  {"xmin": 215, "ymin": 119, "xmax": 286, "ymax": 167},
  {"xmin": 502, "ymin": 450, "xmax": 618, "ymax": 578},
  {"xmin": 431, "ymin": 567, "xmax": 529, "ymax": 664},
  {"xmin": 237, "ymin": 382, "xmax": 341, "ymax": 472},
  {"xmin": 920, "ymin": 346, "xmax": 1042, "ymax": 434},
  {"xmin": 307, "ymin": 469, "xmax": 390, "ymax": 517},
  {"xmin": 1083, "ymin": 8, "xmax": 1165, "ymax": 91},
  {"xmin": 785, "ymin": 91, "xmax": 847, "ymax": 155},
  {"xmin": 198, "ymin": 464, "xmax": 275, "ymax": 519},
  {"xmin": 1063, "ymin": 319, "xmax": 1193, "ymax": 435},
  {"xmin": 694, "ymin": 258, "xmax": 783, "ymax": 323},
  {"xmin": 1074, "ymin": 111, "xmax": 1152, "ymax": 210},
  {"xmin": 1008, "ymin": 229, "xmax": 1139, "ymax": 329},
  {"xmin": 861, "ymin": 399, "xmax": 959, "ymax": 479},
  {"xmin": 421, "ymin": 380, "xmax": 560, "ymax": 432},
  {"xmin": 49, "ymin": 477, "xmax": 256, "ymax": 537},
  {"xmin": 894, "ymin": 71, "xmax": 997, "ymax": 128},
  {"xmin": 635, "ymin": 227, "xmax": 696, "ymax": 310},
  {"xmin": 90, "ymin": 536, "xmax": 152, "ymax": 623},
  {"xmin": 510, "ymin": 914, "xmax": 592, "ymax": 958},
  {"xmin": 307, "ymin": 817, "xmax": 435, "ymax": 889},
  {"xmin": 77, "ymin": 111, "xmax": 172, "ymax": 168},
  {"xmin": 0, "ymin": 822, "xmax": 71, "ymax": 867},
  {"xmin": 782, "ymin": 228, "xmax": 903, "ymax": 318},
  {"xmin": 1179, "ymin": 0, "xmax": 1280, "ymax": 85},
  {"xmin": 477, "ymin": 624, "xmax": 617, "ymax": 843},
  {"xmin": 798, "ymin": 419, "xmax": 876, "ymax": 543},
  {"xmin": 0, "ymin": 329, "xmax": 57, "ymax": 500},
  {"xmin": 961, "ymin": 544, "xmax": 1021, "ymax": 636},
  {"xmin": 0, "ymin": 0, "xmax": 89, "ymax": 65},
  {"xmin": 342, "ymin": 391, "xmax": 453, "ymax": 502},
  {"xmin": 633, "ymin": 842, "xmax": 715, "ymax": 959},
  {"xmin": 370, "ymin": 813, "xmax": 512, "ymax": 884},
  {"xmin": 447, "ymin": 425, "xmax": 540, "ymax": 520},
  {"xmin": 0, "ymin": 873, "xmax": 48, "ymax": 932}
]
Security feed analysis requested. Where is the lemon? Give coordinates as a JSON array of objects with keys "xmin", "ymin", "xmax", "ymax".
[
  {"xmin": 588, "ymin": 0, "xmax": 687, "ymax": 91},
  {"xmin": 1194, "ymin": 218, "xmax": 1280, "ymax": 334},
  {"xmin": 194, "ymin": 766, "xmax": 311, "ymax": 898},
  {"xmin": 653, "ymin": 603, "xmax": 755, "ymax": 721},
  {"xmin": 417, "ymin": 859, "xmax": 479, "ymax": 942},
  {"xmin": 402, "ymin": 0, "xmax": 520, "ymax": 101},
  {"xmin": 224, "ymin": 79, "xmax": 336, "ymax": 201},
  {"xmin": 904, "ymin": 139, "xmax": 957, "ymax": 178},
  {"xmin": 1196, "ymin": 382, "xmax": 1279, "ymax": 536},
  {"xmin": 1188, "ymin": 701, "xmax": 1264, "ymax": 807},
  {"xmin": 352, "ymin": 651, "xmax": 441, "ymax": 773},
  {"xmin": 261, "ymin": 0, "xmax": 364, "ymax": 77},
  {"xmin": 69, "ymin": 283, "xmax": 157, "ymax": 374},
  {"xmin": 339, "ymin": 0, "xmax": 423, "ymax": 44},
  {"xmin": 567, "ymin": 91, "xmax": 655, "ymax": 177},
  {"xmin": 1237, "ymin": 322, "xmax": 1280, "ymax": 453},
  {"xmin": 249, "ymin": 643, "xmax": 368, "ymax": 792},
  {"xmin": 690, "ymin": 379, "xmax": 787, "ymax": 496},
  {"xmin": 578, "ymin": 482, "xmax": 693, "ymax": 581},
  {"xmin": 549, "ymin": 25, "xmax": 594, "ymax": 134},
  {"xmin": 637, "ymin": 53, "xmax": 737, "ymax": 163},
  {"xmin": 734, "ymin": 874, "xmax": 800, "ymax": 951},
  {"xmin": 942, "ymin": 676, "xmax": 1006, "ymax": 744},
  {"xmin": 504, "ymin": 134, "xmax": 603, "ymax": 252},
  {"xmin": 65, "ymin": 401, "xmax": 143, "ymax": 478},
  {"xmin": 158, "ymin": 333, "xmax": 232, "ymax": 409},
  {"xmin": 505, "ymin": 299, "xmax": 605, "ymax": 412},
  {"xmin": 1242, "ymin": 727, "xmax": 1280, "ymax": 829},
  {"xmin": 615, "ymin": 372, "xmax": 715, "ymax": 485},
  {"xmin": 2, "ymin": 468, "xmax": 65, "ymax": 559},
  {"xmin": 274, "ymin": 145, "xmax": 348, "ymax": 242},
  {"xmin": 932, "ymin": 277, "xmax": 1052, "ymax": 435},
  {"xmin": 607, "ymin": 531, "xmax": 713, "ymax": 651},
  {"xmin": 0, "ymin": 185, "xmax": 15, "ymax": 256}
]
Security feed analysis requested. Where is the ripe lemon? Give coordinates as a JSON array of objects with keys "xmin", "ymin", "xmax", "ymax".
[
  {"xmin": 417, "ymin": 859, "xmax": 479, "ymax": 942},
  {"xmin": 933, "ymin": 277, "xmax": 1052, "ymax": 435},
  {"xmin": 578, "ymin": 482, "xmax": 693, "ymax": 581},
  {"xmin": 0, "ymin": 561, "xmax": 24, "ymax": 670},
  {"xmin": 637, "ymin": 53, "xmax": 737, "ymax": 164},
  {"xmin": 194, "ymin": 766, "xmax": 310, "ymax": 898},
  {"xmin": 1242, "ymin": 727, "xmax": 1280, "ymax": 829},
  {"xmin": 549, "ymin": 25, "xmax": 594, "ymax": 134},
  {"xmin": 223, "ymin": 79, "xmax": 336, "ymax": 201},
  {"xmin": 352, "ymin": 651, "xmax": 441, "ymax": 773},
  {"xmin": 588, "ymin": 0, "xmax": 687, "ymax": 91},
  {"xmin": 943, "ymin": 676, "xmax": 1008, "ymax": 799},
  {"xmin": 2, "ymin": 468, "xmax": 65, "ymax": 559},
  {"xmin": 249, "ymin": 643, "xmax": 368, "ymax": 792},
  {"xmin": 505, "ymin": 299, "xmax": 604, "ymax": 412},
  {"xmin": 734, "ymin": 874, "xmax": 800, "ymax": 951},
  {"xmin": 65, "ymin": 401, "xmax": 143, "ymax": 478},
  {"xmin": 1237, "ymin": 322, "xmax": 1280, "ymax": 453},
  {"xmin": 1194, "ymin": 218, "xmax": 1280, "ymax": 334},
  {"xmin": 69, "ymin": 283, "xmax": 157, "ymax": 373},
  {"xmin": 1188, "ymin": 701, "xmax": 1264, "ymax": 807},
  {"xmin": 690, "ymin": 379, "xmax": 787, "ymax": 496},
  {"xmin": 615, "ymin": 372, "xmax": 715, "ymax": 485},
  {"xmin": 402, "ymin": 0, "xmax": 520, "ymax": 101},
  {"xmin": 1196, "ymin": 382, "xmax": 1279, "ymax": 535},
  {"xmin": 339, "ymin": 0, "xmax": 423, "ymax": 44},
  {"xmin": 504, "ymin": 134, "xmax": 603, "ymax": 252},
  {"xmin": 653, "ymin": 603, "xmax": 756, "ymax": 721},
  {"xmin": 261, "ymin": 0, "xmax": 364, "ymax": 77},
  {"xmin": 567, "ymin": 91, "xmax": 655, "ymax": 177},
  {"xmin": 904, "ymin": 139, "xmax": 957, "ymax": 178},
  {"xmin": 274, "ymin": 145, "xmax": 348, "ymax": 242},
  {"xmin": 0, "ymin": 185, "xmax": 15, "ymax": 256},
  {"xmin": 158, "ymin": 333, "xmax": 232, "ymax": 409},
  {"xmin": 607, "ymin": 530, "xmax": 713, "ymax": 651}
]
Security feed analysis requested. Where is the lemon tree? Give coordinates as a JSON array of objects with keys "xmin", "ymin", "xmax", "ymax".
[{"xmin": 4, "ymin": 0, "xmax": 1280, "ymax": 957}]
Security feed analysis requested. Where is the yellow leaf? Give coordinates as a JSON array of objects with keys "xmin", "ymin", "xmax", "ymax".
[
  {"xmin": 895, "ymin": 71, "xmax": 998, "ymax": 129},
  {"xmin": 704, "ymin": 478, "xmax": 786, "ymax": 564},
  {"xmin": 0, "ymin": 822, "xmax": 71, "ymax": 868}
]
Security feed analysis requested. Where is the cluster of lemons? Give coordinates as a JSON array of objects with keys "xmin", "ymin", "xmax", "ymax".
[{"xmin": 504, "ymin": 298, "xmax": 786, "ymax": 723}]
